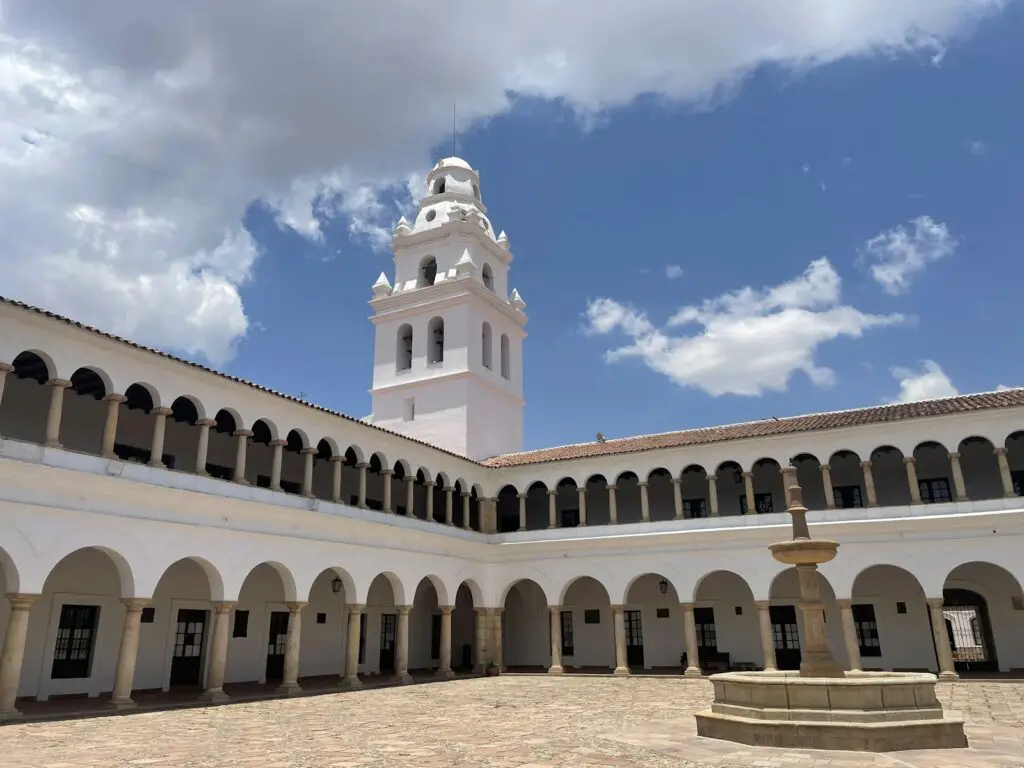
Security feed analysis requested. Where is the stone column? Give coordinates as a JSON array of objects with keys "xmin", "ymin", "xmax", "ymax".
[
  {"xmin": 861, "ymin": 461, "xmax": 878, "ymax": 507},
  {"xmin": 473, "ymin": 608, "xmax": 489, "ymax": 672},
  {"xmin": 742, "ymin": 471, "xmax": 755, "ymax": 514},
  {"xmin": 639, "ymin": 481, "xmax": 650, "ymax": 522},
  {"xmin": 100, "ymin": 394, "xmax": 125, "ymax": 458},
  {"xmin": 330, "ymin": 455, "xmax": 343, "ymax": 502},
  {"xmin": 0, "ymin": 594, "xmax": 38, "ymax": 722},
  {"xmin": 681, "ymin": 603, "xmax": 702, "ymax": 677},
  {"xmin": 948, "ymin": 452, "xmax": 967, "ymax": 501},
  {"xmin": 111, "ymin": 598, "xmax": 151, "ymax": 708},
  {"xmin": 301, "ymin": 447, "xmax": 317, "ymax": 498},
  {"xmin": 608, "ymin": 484, "xmax": 618, "ymax": 524},
  {"xmin": 548, "ymin": 606, "xmax": 564, "ymax": 675},
  {"xmin": 837, "ymin": 599, "xmax": 862, "ymax": 673},
  {"xmin": 277, "ymin": 602, "xmax": 305, "ymax": 694},
  {"xmin": 996, "ymin": 446, "xmax": 1015, "ymax": 497},
  {"xmin": 444, "ymin": 486, "xmax": 454, "ymax": 525},
  {"xmin": 232, "ymin": 429, "xmax": 252, "ymax": 484},
  {"xmin": 343, "ymin": 604, "xmax": 364, "ymax": 688},
  {"xmin": 905, "ymin": 457, "xmax": 922, "ymax": 504},
  {"xmin": 395, "ymin": 606, "xmax": 412, "ymax": 683},
  {"xmin": 755, "ymin": 601, "xmax": 777, "ymax": 671},
  {"xmin": 672, "ymin": 478, "xmax": 683, "ymax": 519},
  {"xmin": 356, "ymin": 462, "xmax": 368, "ymax": 508},
  {"xmin": 708, "ymin": 475, "xmax": 719, "ymax": 516},
  {"xmin": 267, "ymin": 440, "xmax": 284, "ymax": 490},
  {"xmin": 44, "ymin": 378, "xmax": 71, "ymax": 448},
  {"xmin": 436, "ymin": 606, "xmax": 454, "ymax": 678},
  {"xmin": 492, "ymin": 608, "xmax": 504, "ymax": 671},
  {"xmin": 461, "ymin": 491, "xmax": 471, "ymax": 529},
  {"xmin": 821, "ymin": 464, "xmax": 836, "ymax": 509},
  {"xmin": 481, "ymin": 497, "xmax": 497, "ymax": 533},
  {"xmin": 425, "ymin": 480, "xmax": 435, "ymax": 521},
  {"xmin": 404, "ymin": 476, "xmax": 415, "ymax": 517},
  {"xmin": 517, "ymin": 493, "xmax": 526, "ymax": 530},
  {"xmin": 577, "ymin": 487, "xmax": 588, "ymax": 526},
  {"xmin": 194, "ymin": 418, "xmax": 215, "ymax": 476},
  {"xmin": 612, "ymin": 604, "xmax": 629, "ymax": 675},
  {"xmin": 927, "ymin": 598, "xmax": 959, "ymax": 681},
  {"xmin": 547, "ymin": 489, "xmax": 557, "ymax": 529},
  {"xmin": 0, "ymin": 364, "xmax": 11, "ymax": 436},
  {"xmin": 380, "ymin": 468, "xmax": 393, "ymax": 512},
  {"xmin": 146, "ymin": 407, "xmax": 172, "ymax": 468},
  {"xmin": 202, "ymin": 602, "xmax": 234, "ymax": 702}
]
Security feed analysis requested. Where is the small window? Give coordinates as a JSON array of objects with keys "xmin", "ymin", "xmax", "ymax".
[
  {"xmin": 482, "ymin": 263, "xmax": 494, "ymax": 291},
  {"xmin": 500, "ymin": 333, "xmax": 511, "ymax": 379},
  {"xmin": 436, "ymin": 179, "xmax": 446, "ymax": 194},
  {"xmin": 656, "ymin": 608, "xmax": 670, "ymax": 619},
  {"xmin": 561, "ymin": 611, "xmax": 574, "ymax": 657},
  {"xmin": 233, "ymin": 609, "xmax": 249, "ymax": 638},
  {"xmin": 396, "ymin": 324, "xmax": 413, "ymax": 372},
  {"xmin": 316, "ymin": 613, "xmax": 327, "ymax": 625},
  {"xmin": 919, "ymin": 478, "xmax": 952, "ymax": 504},
  {"xmin": 740, "ymin": 492, "xmax": 774, "ymax": 515},
  {"xmin": 472, "ymin": 184, "xmax": 480, "ymax": 200},
  {"xmin": 683, "ymin": 498, "xmax": 706, "ymax": 518},
  {"xmin": 481, "ymin": 322, "xmax": 493, "ymax": 369},
  {"xmin": 853, "ymin": 604, "xmax": 881, "ymax": 657},
  {"xmin": 51, "ymin": 604, "xmax": 99, "ymax": 679},
  {"xmin": 141, "ymin": 607, "xmax": 156, "ymax": 624},
  {"xmin": 403, "ymin": 397, "xmax": 415, "ymax": 422},
  {"xmin": 896, "ymin": 602, "xmax": 907, "ymax": 615},
  {"xmin": 583, "ymin": 609, "xmax": 600, "ymax": 625},
  {"xmin": 419, "ymin": 256, "xmax": 438, "ymax": 288},
  {"xmin": 734, "ymin": 606, "xmax": 743, "ymax": 616},
  {"xmin": 425, "ymin": 209, "xmax": 436, "ymax": 222},
  {"xmin": 833, "ymin": 485, "xmax": 864, "ymax": 509},
  {"xmin": 428, "ymin": 316, "xmax": 444, "ymax": 364}
]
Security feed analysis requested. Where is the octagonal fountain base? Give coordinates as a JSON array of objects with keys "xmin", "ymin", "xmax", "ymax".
[{"xmin": 694, "ymin": 671, "xmax": 967, "ymax": 753}]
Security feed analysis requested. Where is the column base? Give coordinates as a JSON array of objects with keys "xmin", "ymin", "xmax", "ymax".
[
  {"xmin": 613, "ymin": 666, "xmax": 631, "ymax": 677},
  {"xmin": 146, "ymin": 460, "xmax": 165, "ymax": 469},
  {"xmin": 275, "ymin": 681, "xmax": 303, "ymax": 696},
  {"xmin": 199, "ymin": 689, "xmax": 230, "ymax": 703},
  {"xmin": 44, "ymin": 440, "xmax": 63, "ymax": 449},
  {"xmin": 234, "ymin": 478, "xmax": 250, "ymax": 486},
  {"xmin": 939, "ymin": 671, "xmax": 960, "ymax": 682},
  {"xmin": 684, "ymin": 667, "xmax": 703, "ymax": 678},
  {"xmin": 110, "ymin": 697, "xmax": 137, "ymax": 711},
  {"xmin": 547, "ymin": 665, "xmax": 564, "ymax": 676},
  {"xmin": 341, "ymin": 675, "xmax": 363, "ymax": 690},
  {"xmin": 0, "ymin": 708, "xmax": 23, "ymax": 724},
  {"xmin": 395, "ymin": 672, "xmax": 413, "ymax": 685},
  {"xmin": 435, "ymin": 668, "xmax": 455, "ymax": 679}
]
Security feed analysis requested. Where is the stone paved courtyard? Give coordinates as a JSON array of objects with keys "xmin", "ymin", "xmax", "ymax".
[{"xmin": 3, "ymin": 676, "xmax": 1024, "ymax": 767}]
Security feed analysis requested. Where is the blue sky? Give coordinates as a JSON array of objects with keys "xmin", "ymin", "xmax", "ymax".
[{"xmin": 2, "ymin": 1, "xmax": 1022, "ymax": 452}]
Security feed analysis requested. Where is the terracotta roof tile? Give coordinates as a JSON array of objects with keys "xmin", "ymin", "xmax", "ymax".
[{"xmin": 483, "ymin": 389, "xmax": 1024, "ymax": 467}]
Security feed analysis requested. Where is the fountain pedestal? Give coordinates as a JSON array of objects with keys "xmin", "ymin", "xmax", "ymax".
[{"xmin": 693, "ymin": 470, "xmax": 967, "ymax": 753}]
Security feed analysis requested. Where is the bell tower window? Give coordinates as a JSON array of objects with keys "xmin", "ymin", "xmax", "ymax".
[
  {"xmin": 482, "ymin": 263, "xmax": 494, "ymax": 291},
  {"xmin": 500, "ymin": 333, "xmax": 511, "ymax": 379},
  {"xmin": 396, "ymin": 324, "xmax": 413, "ymax": 372},
  {"xmin": 482, "ymin": 322, "xmax": 493, "ymax": 369},
  {"xmin": 434, "ymin": 178, "xmax": 446, "ymax": 195},
  {"xmin": 428, "ymin": 316, "xmax": 445, "ymax": 364},
  {"xmin": 419, "ymin": 256, "xmax": 437, "ymax": 287}
]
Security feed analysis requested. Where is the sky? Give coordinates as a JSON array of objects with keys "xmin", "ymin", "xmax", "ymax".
[{"xmin": 1, "ymin": 1, "xmax": 1022, "ymax": 452}]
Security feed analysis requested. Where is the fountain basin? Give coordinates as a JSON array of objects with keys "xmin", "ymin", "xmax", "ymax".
[
  {"xmin": 694, "ymin": 670, "xmax": 967, "ymax": 752},
  {"xmin": 768, "ymin": 539, "xmax": 838, "ymax": 566}
]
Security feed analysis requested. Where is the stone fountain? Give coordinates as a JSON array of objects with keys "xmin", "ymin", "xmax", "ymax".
[{"xmin": 693, "ymin": 468, "xmax": 967, "ymax": 752}]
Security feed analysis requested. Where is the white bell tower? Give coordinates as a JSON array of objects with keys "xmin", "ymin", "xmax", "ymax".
[{"xmin": 368, "ymin": 157, "xmax": 527, "ymax": 460}]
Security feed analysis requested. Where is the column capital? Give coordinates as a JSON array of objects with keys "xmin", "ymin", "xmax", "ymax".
[
  {"xmin": 820, "ymin": 463, "xmax": 832, "ymax": 473},
  {"xmin": 903, "ymin": 456, "xmax": 916, "ymax": 465},
  {"xmin": 103, "ymin": 393, "xmax": 127, "ymax": 403},
  {"xmin": 671, "ymin": 477, "xmax": 682, "ymax": 485},
  {"xmin": 679, "ymin": 601, "xmax": 695, "ymax": 611},
  {"xmin": 151, "ymin": 406, "xmax": 173, "ymax": 417},
  {"xmin": 355, "ymin": 461, "xmax": 369, "ymax": 469},
  {"xmin": 948, "ymin": 451, "xmax": 961, "ymax": 460},
  {"xmin": 461, "ymin": 491, "xmax": 470, "ymax": 499},
  {"xmin": 120, "ymin": 598, "xmax": 152, "ymax": 611},
  {"xmin": 425, "ymin": 480, "xmax": 436, "ymax": 488},
  {"xmin": 396, "ymin": 605, "xmax": 412, "ymax": 615},
  {"xmin": 547, "ymin": 488, "xmax": 557, "ymax": 496},
  {"xmin": 439, "ymin": 605, "xmax": 454, "ymax": 615},
  {"xmin": 197, "ymin": 418, "xmax": 217, "ymax": 427},
  {"xmin": 285, "ymin": 602, "xmax": 307, "ymax": 613},
  {"xmin": 607, "ymin": 484, "xmax": 617, "ymax": 492},
  {"xmin": 742, "ymin": 471, "xmax": 753, "ymax": 478},
  {"xmin": 860, "ymin": 460, "xmax": 872, "ymax": 468},
  {"xmin": 517, "ymin": 491, "xmax": 526, "ymax": 499},
  {"xmin": 0, "ymin": 362, "xmax": 13, "ymax": 374},
  {"xmin": 403, "ymin": 474, "xmax": 415, "ymax": 482},
  {"xmin": 835, "ymin": 598, "xmax": 854, "ymax": 609},
  {"xmin": 639, "ymin": 481, "xmax": 648, "ymax": 488},
  {"xmin": 268, "ymin": 439, "xmax": 287, "ymax": 447},
  {"xmin": 610, "ymin": 603, "xmax": 625, "ymax": 614},
  {"xmin": 379, "ymin": 467, "xmax": 393, "ymax": 475},
  {"xmin": 5, "ymin": 593, "xmax": 40, "ymax": 610},
  {"xmin": 926, "ymin": 597, "xmax": 945, "ymax": 609},
  {"xmin": 232, "ymin": 429, "xmax": 254, "ymax": 438},
  {"xmin": 47, "ymin": 378, "xmax": 72, "ymax": 389},
  {"xmin": 995, "ymin": 446, "xmax": 1007, "ymax": 456},
  {"xmin": 329, "ymin": 454, "xmax": 344, "ymax": 463},
  {"xmin": 443, "ymin": 485, "xmax": 453, "ymax": 493},
  {"xmin": 754, "ymin": 599, "xmax": 771, "ymax": 609},
  {"xmin": 212, "ymin": 602, "xmax": 236, "ymax": 614},
  {"xmin": 547, "ymin": 605, "xmax": 562, "ymax": 614},
  {"xmin": 347, "ymin": 603, "xmax": 366, "ymax": 614}
]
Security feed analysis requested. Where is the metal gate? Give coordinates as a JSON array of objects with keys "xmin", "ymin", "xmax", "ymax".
[{"xmin": 941, "ymin": 589, "xmax": 998, "ymax": 673}]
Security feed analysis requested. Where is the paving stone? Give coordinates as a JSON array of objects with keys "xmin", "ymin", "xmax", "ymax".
[{"xmin": 2, "ymin": 677, "xmax": 1024, "ymax": 767}]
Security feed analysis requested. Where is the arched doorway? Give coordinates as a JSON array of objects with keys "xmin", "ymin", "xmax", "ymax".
[
  {"xmin": 941, "ymin": 589, "xmax": 997, "ymax": 674},
  {"xmin": 151, "ymin": 557, "xmax": 222, "ymax": 691},
  {"xmin": 623, "ymin": 573, "xmax": 680, "ymax": 671},
  {"xmin": 693, "ymin": 570, "xmax": 758, "ymax": 671},
  {"xmin": 502, "ymin": 579, "xmax": 548, "ymax": 670},
  {"xmin": 235, "ymin": 562, "xmax": 296, "ymax": 685},
  {"xmin": 561, "ymin": 576, "xmax": 613, "ymax": 671},
  {"xmin": 941, "ymin": 561, "xmax": 1024, "ymax": 674}
]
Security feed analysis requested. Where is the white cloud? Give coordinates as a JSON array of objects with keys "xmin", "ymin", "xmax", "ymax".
[
  {"xmin": 584, "ymin": 258, "xmax": 903, "ymax": 396},
  {"xmin": 861, "ymin": 216, "xmax": 957, "ymax": 295},
  {"xmin": 890, "ymin": 360, "xmax": 959, "ymax": 402},
  {"xmin": 967, "ymin": 139, "xmax": 989, "ymax": 155},
  {"xmin": 665, "ymin": 264, "xmax": 684, "ymax": 279},
  {"xmin": 996, "ymin": 384, "xmax": 1017, "ymax": 391},
  {"xmin": 0, "ymin": 1, "xmax": 1005, "ymax": 363}
]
